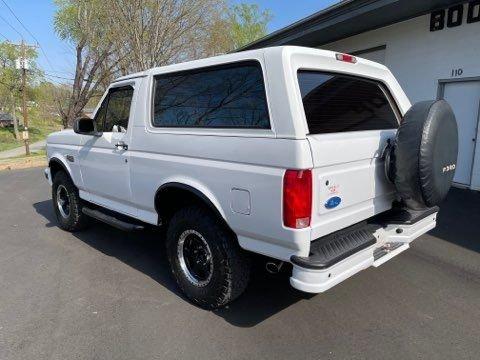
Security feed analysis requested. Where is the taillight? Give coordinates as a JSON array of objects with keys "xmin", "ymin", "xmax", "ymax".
[
  {"xmin": 283, "ymin": 169, "xmax": 312, "ymax": 229},
  {"xmin": 335, "ymin": 53, "xmax": 357, "ymax": 64}
]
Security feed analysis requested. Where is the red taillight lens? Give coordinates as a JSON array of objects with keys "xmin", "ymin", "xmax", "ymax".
[
  {"xmin": 283, "ymin": 169, "xmax": 312, "ymax": 229},
  {"xmin": 335, "ymin": 53, "xmax": 357, "ymax": 64}
]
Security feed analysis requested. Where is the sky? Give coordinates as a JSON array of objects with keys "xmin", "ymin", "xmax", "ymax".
[{"xmin": 0, "ymin": 0, "xmax": 338, "ymax": 82}]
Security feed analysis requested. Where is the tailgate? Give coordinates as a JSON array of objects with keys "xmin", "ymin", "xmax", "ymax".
[{"xmin": 308, "ymin": 130, "xmax": 396, "ymax": 239}]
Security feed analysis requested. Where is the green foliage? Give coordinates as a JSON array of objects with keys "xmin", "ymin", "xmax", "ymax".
[
  {"xmin": 53, "ymin": 0, "xmax": 79, "ymax": 41},
  {"xmin": 205, "ymin": 2, "xmax": 272, "ymax": 55},
  {"xmin": 0, "ymin": 41, "xmax": 62, "ymax": 151},
  {"xmin": 50, "ymin": 0, "xmax": 273, "ymax": 126},
  {"xmin": 0, "ymin": 41, "xmax": 41, "ymax": 109},
  {"xmin": 54, "ymin": 0, "xmax": 114, "ymax": 50},
  {"xmin": 0, "ymin": 108, "xmax": 62, "ymax": 152},
  {"xmin": 228, "ymin": 3, "xmax": 272, "ymax": 50}
]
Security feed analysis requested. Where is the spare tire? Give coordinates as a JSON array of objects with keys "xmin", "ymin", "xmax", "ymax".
[{"xmin": 393, "ymin": 100, "xmax": 458, "ymax": 210}]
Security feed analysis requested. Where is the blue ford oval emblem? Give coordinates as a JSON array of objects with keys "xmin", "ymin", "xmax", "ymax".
[{"xmin": 325, "ymin": 196, "xmax": 341, "ymax": 209}]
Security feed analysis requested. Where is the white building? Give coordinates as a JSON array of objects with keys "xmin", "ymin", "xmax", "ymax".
[{"xmin": 242, "ymin": 0, "xmax": 480, "ymax": 190}]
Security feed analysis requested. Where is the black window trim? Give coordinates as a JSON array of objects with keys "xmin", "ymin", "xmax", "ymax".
[
  {"xmin": 150, "ymin": 60, "xmax": 271, "ymax": 130},
  {"xmin": 95, "ymin": 85, "xmax": 134, "ymax": 132},
  {"xmin": 297, "ymin": 69, "xmax": 402, "ymax": 135}
]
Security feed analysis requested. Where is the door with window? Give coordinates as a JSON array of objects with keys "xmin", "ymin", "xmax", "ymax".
[
  {"xmin": 79, "ymin": 84, "xmax": 135, "ymax": 214},
  {"xmin": 442, "ymin": 80, "xmax": 480, "ymax": 186}
]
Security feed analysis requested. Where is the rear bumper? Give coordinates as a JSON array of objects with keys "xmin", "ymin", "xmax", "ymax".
[{"xmin": 290, "ymin": 207, "xmax": 437, "ymax": 293}]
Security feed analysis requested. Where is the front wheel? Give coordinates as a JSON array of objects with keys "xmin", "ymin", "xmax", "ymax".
[
  {"xmin": 166, "ymin": 205, "xmax": 251, "ymax": 309},
  {"xmin": 52, "ymin": 171, "xmax": 89, "ymax": 232}
]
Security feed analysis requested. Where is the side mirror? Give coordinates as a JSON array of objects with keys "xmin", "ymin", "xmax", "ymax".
[{"xmin": 73, "ymin": 117, "xmax": 102, "ymax": 136}]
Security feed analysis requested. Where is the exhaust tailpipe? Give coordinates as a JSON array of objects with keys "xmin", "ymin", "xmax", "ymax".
[{"xmin": 265, "ymin": 261, "xmax": 284, "ymax": 274}]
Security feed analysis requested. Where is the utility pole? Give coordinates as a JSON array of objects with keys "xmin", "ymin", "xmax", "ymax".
[
  {"xmin": 11, "ymin": 41, "xmax": 37, "ymax": 155},
  {"xmin": 20, "ymin": 40, "xmax": 30, "ymax": 155},
  {"xmin": 10, "ymin": 92, "xmax": 19, "ymax": 140}
]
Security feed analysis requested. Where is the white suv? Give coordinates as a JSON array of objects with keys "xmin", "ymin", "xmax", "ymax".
[{"xmin": 45, "ymin": 46, "xmax": 458, "ymax": 308}]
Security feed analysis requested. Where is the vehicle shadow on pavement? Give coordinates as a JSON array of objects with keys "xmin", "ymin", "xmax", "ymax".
[
  {"xmin": 33, "ymin": 199, "xmax": 313, "ymax": 327},
  {"xmin": 429, "ymin": 187, "xmax": 480, "ymax": 254}
]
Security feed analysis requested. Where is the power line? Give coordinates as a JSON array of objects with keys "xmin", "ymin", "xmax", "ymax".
[
  {"xmin": 0, "ymin": 31, "xmax": 9, "ymax": 41},
  {"xmin": 0, "ymin": 0, "xmax": 56, "ymax": 72},
  {"xmin": 44, "ymin": 72, "xmax": 76, "ymax": 82},
  {"xmin": 1, "ymin": 0, "xmax": 36, "ymax": 43},
  {"xmin": 0, "ymin": 13, "xmax": 23, "ymax": 39},
  {"xmin": 45, "ymin": 68, "xmax": 75, "ymax": 76}
]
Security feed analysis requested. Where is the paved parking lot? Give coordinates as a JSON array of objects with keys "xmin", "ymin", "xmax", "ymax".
[{"xmin": 0, "ymin": 168, "xmax": 479, "ymax": 360}]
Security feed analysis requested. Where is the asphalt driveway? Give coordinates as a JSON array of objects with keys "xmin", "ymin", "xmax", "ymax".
[{"xmin": 0, "ymin": 168, "xmax": 479, "ymax": 360}]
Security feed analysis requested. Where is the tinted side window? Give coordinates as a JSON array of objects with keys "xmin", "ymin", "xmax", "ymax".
[
  {"xmin": 104, "ymin": 87, "xmax": 134, "ymax": 132},
  {"xmin": 297, "ymin": 71, "xmax": 398, "ymax": 134},
  {"xmin": 153, "ymin": 62, "xmax": 270, "ymax": 129}
]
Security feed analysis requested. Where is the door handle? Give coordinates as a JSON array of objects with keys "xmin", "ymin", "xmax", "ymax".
[{"xmin": 115, "ymin": 141, "xmax": 128, "ymax": 150}]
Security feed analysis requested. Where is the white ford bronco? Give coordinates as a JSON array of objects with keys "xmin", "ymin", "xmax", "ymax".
[{"xmin": 45, "ymin": 46, "xmax": 458, "ymax": 309}]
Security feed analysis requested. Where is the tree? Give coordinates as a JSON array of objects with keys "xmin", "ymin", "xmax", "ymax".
[
  {"xmin": 54, "ymin": 0, "xmax": 118, "ymax": 128},
  {"xmin": 54, "ymin": 0, "xmax": 227, "ymax": 126},
  {"xmin": 108, "ymin": 0, "xmax": 226, "ymax": 75},
  {"xmin": 205, "ymin": 3, "xmax": 272, "ymax": 55},
  {"xmin": 31, "ymin": 81, "xmax": 70, "ymax": 123},
  {"xmin": 228, "ymin": 3, "xmax": 272, "ymax": 50},
  {"xmin": 0, "ymin": 41, "xmax": 40, "ymax": 139},
  {"xmin": 54, "ymin": 0, "xmax": 273, "ymax": 127}
]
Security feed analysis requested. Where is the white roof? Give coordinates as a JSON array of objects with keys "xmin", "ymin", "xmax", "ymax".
[
  {"xmin": 115, "ymin": 47, "xmax": 268, "ymax": 82},
  {"xmin": 113, "ymin": 46, "xmax": 358, "ymax": 81}
]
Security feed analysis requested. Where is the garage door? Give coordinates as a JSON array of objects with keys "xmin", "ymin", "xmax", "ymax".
[{"xmin": 443, "ymin": 81, "xmax": 480, "ymax": 186}]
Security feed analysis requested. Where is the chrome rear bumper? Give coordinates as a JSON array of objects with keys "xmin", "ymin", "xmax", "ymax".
[{"xmin": 290, "ymin": 207, "xmax": 438, "ymax": 293}]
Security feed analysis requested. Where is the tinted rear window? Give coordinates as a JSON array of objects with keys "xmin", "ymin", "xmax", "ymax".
[
  {"xmin": 297, "ymin": 71, "xmax": 398, "ymax": 134},
  {"xmin": 153, "ymin": 61, "xmax": 270, "ymax": 129}
]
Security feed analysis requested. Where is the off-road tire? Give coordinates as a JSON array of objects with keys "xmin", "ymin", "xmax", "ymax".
[
  {"xmin": 52, "ymin": 171, "xmax": 89, "ymax": 232},
  {"xmin": 166, "ymin": 205, "xmax": 251, "ymax": 309}
]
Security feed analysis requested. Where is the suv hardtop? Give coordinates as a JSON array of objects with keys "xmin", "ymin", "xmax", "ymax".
[{"xmin": 45, "ymin": 46, "xmax": 458, "ymax": 308}]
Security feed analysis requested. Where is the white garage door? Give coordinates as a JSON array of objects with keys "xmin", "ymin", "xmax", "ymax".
[{"xmin": 443, "ymin": 81, "xmax": 480, "ymax": 186}]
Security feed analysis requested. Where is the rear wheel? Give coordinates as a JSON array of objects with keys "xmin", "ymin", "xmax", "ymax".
[
  {"xmin": 166, "ymin": 205, "xmax": 251, "ymax": 309},
  {"xmin": 52, "ymin": 171, "xmax": 89, "ymax": 232}
]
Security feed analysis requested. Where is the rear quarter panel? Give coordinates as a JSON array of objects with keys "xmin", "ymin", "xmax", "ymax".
[{"xmin": 129, "ymin": 129, "xmax": 313, "ymax": 260}]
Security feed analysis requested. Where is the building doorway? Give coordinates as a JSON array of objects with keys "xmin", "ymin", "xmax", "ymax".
[{"xmin": 439, "ymin": 78, "xmax": 480, "ymax": 186}]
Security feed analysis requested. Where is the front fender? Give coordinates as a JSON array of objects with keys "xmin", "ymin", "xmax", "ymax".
[{"xmin": 48, "ymin": 152, "xmax": 83, "ymax": 189}]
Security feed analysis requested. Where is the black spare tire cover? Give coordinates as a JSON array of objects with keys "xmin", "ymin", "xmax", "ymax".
[{"xmin": 394, "ymin": 100, "xmax": 458, "ymax": 209}]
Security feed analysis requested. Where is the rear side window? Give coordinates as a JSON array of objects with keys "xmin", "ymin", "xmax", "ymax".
[
  {"xmin": 297, "ymin": 71, "xmax": 399, "ymax": 134},
  {"xmin": 152, "ymin": 61, "xmax": 270, "ymax": 129}
]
